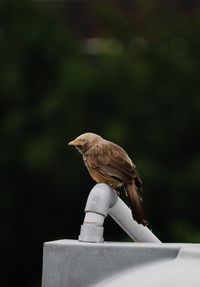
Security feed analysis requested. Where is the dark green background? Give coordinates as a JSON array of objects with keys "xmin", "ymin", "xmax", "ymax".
[{"xmin": 1, "ymin": 1, "xmax": 200, "ymax": 286}]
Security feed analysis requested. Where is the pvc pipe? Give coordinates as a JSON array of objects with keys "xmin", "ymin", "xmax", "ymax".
[
  {"xmin": 109, "ymin": 197, "xmax": 161, "ymax": 243},
  {"xmin": 78, "ymin": 183, "xmax": 161, "ymax": 243},
  {"xmin": 84, "ymin": 183, "xmax": 118, "ymax": 216},
  {"xmin": 79, "ymin": 183, "xmax": 117, "ymax": 243}
]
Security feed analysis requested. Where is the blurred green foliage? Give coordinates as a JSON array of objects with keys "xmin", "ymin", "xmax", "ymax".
[{"xmin": 0, "ymin": 1, "xmax": 200, "ymax": 286}]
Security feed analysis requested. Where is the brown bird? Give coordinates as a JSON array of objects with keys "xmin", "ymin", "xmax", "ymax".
[{"xmin": 68, "ymin": 132, "xmax": 148, "ymax": 226}]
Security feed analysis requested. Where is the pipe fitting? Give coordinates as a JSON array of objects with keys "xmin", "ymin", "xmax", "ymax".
[
  {"xmin": 85, "ymin": 183, "xmax": 118, "ymax": 216},
  {"xmin": 79, "ymin": 183, "xmax": 118, "ymax": 243},
  {"xmin": 79, "ymin": 183, "xmax": 161, "ymax": 243}
]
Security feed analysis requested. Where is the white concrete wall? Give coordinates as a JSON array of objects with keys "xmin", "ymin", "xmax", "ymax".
[{"xmin": 42, "ymin": 240, "xmax": 200, "ymax": 287}]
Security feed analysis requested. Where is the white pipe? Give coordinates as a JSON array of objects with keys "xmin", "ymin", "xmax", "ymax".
[
  {"xmin": 79, "ymin": 183, "xmax": 117, "ymax": 243},
  {"xmin": 109, "ymin": 197, "xmax": 161, "ymax": 243},
  {"xmin": 78, "ymin": 183, "xmax": 161, "ymax": 243}
]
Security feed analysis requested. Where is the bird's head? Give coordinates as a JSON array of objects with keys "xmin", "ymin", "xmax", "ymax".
[{"xmin": 68, "ymin": 132, "xmax": 102, "ymax": 154}]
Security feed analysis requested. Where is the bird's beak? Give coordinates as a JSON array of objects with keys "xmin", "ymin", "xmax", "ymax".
[{"xmin": 68, "ymin": 139, "xmax": 81, "ymax": 146}]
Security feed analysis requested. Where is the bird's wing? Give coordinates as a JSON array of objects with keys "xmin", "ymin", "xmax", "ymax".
[{"xmin": 84, "ymin": 140, "xmax": 141, "ymax": 185}]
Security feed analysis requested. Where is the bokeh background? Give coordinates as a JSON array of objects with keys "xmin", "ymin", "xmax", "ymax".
[{"xmin": 1, "ymin": 0, "xmax": 200, "ymax": 286}]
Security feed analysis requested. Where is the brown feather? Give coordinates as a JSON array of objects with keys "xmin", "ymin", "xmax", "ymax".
[
  {"xmin": 69, "ymin": 133, "xmax": 149, "ymax": 226},
  {"xmin": 84, "ymin": 141, "xmax": 135, "ymax": 183},
  {"xmin": 126, "ymin": 183, "xmax": 149, "ymax": 226}
]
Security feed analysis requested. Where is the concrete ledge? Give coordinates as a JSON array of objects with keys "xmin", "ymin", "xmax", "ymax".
[{"xmin": 42, "ymin": 240, "xmax": 200, "ymax": 287}]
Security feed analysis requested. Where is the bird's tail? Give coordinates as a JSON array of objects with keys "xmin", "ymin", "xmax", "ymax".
[{"xmin": 126, "ymin": 183, "xmax": 149, "ymax": 226}]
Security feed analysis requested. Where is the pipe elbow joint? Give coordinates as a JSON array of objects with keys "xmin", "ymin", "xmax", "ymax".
[{"xmin": 85, "ymin": 183, "xmax": 118, "ymax": 217}]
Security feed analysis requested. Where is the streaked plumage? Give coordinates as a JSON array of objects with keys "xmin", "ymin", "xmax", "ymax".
[{"xmin": 68, "ymin": 132, "xmax": 148, "ymax": 226}]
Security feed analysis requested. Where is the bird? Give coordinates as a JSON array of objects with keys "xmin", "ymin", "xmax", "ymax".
[{"xmin": 68, "ymin": 132, "xmax": 148, "ymax": 226}]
